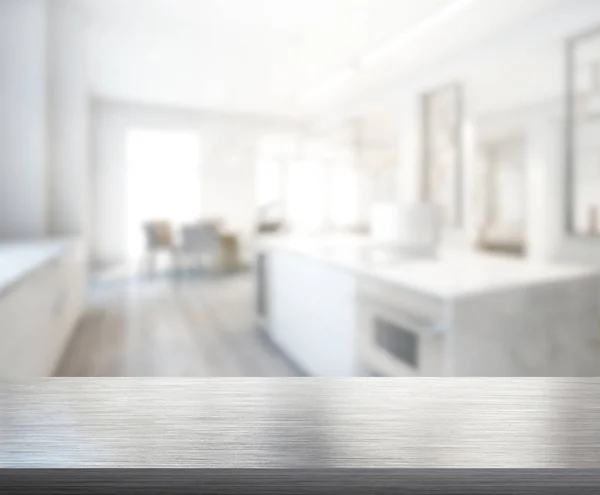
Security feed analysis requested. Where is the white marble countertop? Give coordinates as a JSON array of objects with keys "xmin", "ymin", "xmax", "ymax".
[
  {"xmin": 0, "ymin": 238, "xmax": 77, "ymax": 296},
  {"xmin": 258, "ymin": 234, "xmax": 599, "ymax": 299}
]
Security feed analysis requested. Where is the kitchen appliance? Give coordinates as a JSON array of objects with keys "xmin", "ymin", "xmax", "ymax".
[
  {"xmin": 396, "ymin": 203, "xmax": 441, "ymax": 256},
  {"xmin": 357, "ymin": 278, "xmax": 447, "ymax": 376},
  {"xmin": 370, "ymin": 203, "xmax": 441, "ymax": 257}
]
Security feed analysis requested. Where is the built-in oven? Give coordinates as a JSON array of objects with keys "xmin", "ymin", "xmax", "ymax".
[{"xmin": 357, "ymin": 279, "xmax": 447, "ymax": 377}]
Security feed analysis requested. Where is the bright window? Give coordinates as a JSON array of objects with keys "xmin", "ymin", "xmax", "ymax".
[
  {"xmin": 256, "ymin": 159, "xmax": 282, "ymax": 208},
  {"xmin": 286, "ymin": 160, "xmax": 326, "ymax": 232},
  {"xmin": 329, "ymin": 161, "xmax": 359, "ymax": 228},
  {"xmin": 125, "ymin": 129, "xmax": 201, "ymax": 258}
]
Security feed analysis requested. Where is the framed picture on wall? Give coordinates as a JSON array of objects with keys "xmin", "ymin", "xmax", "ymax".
[
  {"xmin": 421, "ymin": 82, "xmax": 463, "ymax": 228},
  {"xmin": 566, "ymin": 25, "xmax": 600, "ymax": 237}
]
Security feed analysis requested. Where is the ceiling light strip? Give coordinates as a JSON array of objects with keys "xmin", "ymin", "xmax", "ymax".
[{"xmin": 300, "ymin": 0, "xmax": 479, "ymax": 107}]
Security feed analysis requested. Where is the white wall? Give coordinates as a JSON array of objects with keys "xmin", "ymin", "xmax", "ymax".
[
  {"xmin": 0, "ymin": 0, "xmax": 91, "ymax": 243},
  {"xmin": 0, "ymin": 0, "xmax": 47, "ymax": 239},
  {"xmin": 200, "ymin": 132, "xmax": 258, "ymax": 238},
  {"xmin": 46, "ymin": 0, "xmax": 89, "ymax": 239},
  {"xmin": 90, "ymin": 99, "xmax": 302, "ymax": 266}
]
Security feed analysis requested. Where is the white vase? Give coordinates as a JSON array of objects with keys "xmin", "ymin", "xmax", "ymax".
[
  {"xmin": 396, "ymin": 203, "xmax": 441, "ymax": 256},
  {"xmin": 370, "ymin": 203, "xmax": 441, "ymax": 256}
]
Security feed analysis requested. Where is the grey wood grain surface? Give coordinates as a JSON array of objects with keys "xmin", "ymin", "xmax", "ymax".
[{"xmin": 2, "ymin": 379, "xmax": 600, "ymax": 468}]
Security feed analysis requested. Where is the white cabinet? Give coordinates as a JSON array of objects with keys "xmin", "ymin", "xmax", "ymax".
[
  {"xmin": 259, "ymin": 236, "xmax": 600, "ymax": 377},
  {"xmin": 267, "ymin": 251, "xmax": 357, "ymax": 377},
  {"xmin": 0, "ymin": 241, "xmax": 86, "ymax": 377}
]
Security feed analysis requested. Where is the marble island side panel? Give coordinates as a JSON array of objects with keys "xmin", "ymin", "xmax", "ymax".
[{"xmin": 451, "ymin": 274, "xmax": 600, "ymax": 376}]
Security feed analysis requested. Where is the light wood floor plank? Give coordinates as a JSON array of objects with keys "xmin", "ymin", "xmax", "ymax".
[{"xmin": 55, "ymin": 271, "xmax": 299, "ymax": 377}]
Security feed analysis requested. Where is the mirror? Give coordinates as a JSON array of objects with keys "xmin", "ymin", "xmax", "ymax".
[{"xmin": 477, "ymin": 136, "xmax": 527, "ymax": 256}]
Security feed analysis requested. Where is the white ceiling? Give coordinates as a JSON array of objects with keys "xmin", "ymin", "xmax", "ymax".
[
  {"xmin": 81, "ymin": 0, "xmax": 459, "ymax": 116},
  {"xmin": 80, "ymin": 0, "xmax": 574, "ymax": 119}
]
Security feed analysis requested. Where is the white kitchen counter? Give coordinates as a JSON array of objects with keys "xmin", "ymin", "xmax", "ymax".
[
  {"xmin": 257, "ymin": 234, "xmax": 600, "ymax": 377},
  {"xmin": 0, "ymin": 237, "xmax": 86, "ymax": 377},
  {"xmin": 0, "ymin": 239, "xmax": 77, "ymax": 296},
  {"xmin": 259, "ymin": 234, "xmax": 598, "ymax": 299}
]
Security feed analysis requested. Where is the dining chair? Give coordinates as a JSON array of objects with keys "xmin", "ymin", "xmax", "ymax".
[
  {"xmin": 142, "ymin": 220, "xmax": 176, "ymax": 277},
  {"xmin": 175, "ymin": 221, "xmax": 222, "ymax": 277}
]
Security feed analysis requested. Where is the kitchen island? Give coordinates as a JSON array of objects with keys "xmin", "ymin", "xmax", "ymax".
[
  {"xmin": 256, "ymin": 235, "xmax": 600, "ymax": 377},
  {"xmin": 0, "ymin": 238, "xmax": 86, "ymax": 377}
]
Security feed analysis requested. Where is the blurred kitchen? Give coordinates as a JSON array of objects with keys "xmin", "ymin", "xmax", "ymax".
[{"xmin": 1, "ymin": 0, "xmax": 600, "ymax": 377}]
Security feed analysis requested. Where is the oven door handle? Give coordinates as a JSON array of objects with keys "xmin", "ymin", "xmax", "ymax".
[
  {"xmin": 362, "ymin": 298, "xmax": 447, "ymax": 338},
  {"xmin": 400, "ymin": 313, "xmax": 445, "ymax": 337},
  {"xmin": 393, "ymin": 312, "xmax": 445, "ymax": 337}
]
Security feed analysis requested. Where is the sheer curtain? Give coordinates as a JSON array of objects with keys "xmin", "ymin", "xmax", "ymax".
[{"xmin": 255, "ymin": 134, "xmax": 360, "ymax": 234}]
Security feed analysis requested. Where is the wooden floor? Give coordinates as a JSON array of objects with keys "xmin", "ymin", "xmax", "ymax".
[{"xmin": 54, "ymin": 268, "xmax": 300, "ymax": 377}]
